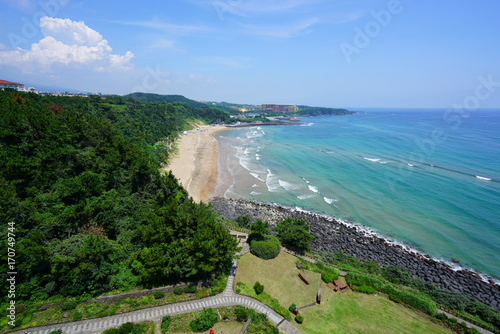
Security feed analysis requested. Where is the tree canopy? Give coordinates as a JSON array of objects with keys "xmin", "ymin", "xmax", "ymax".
[
  {"xmin": 275, "ymin": 217, "xmax": 314, "ymax": 254},
  {"xmin": 0, "ymin": 90, "xmax": 237, "ymax": 302}
]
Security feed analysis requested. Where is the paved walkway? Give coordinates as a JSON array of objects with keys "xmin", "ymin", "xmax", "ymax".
[{"xmin": 9, "ymin": 261, "xmax": 302, "ymax": 334}]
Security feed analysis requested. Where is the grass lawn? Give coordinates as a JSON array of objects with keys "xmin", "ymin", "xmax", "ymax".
[
  {"xmin": 237, "ymin": 252, "xmax": 451, "ymax": 334},
  {"xmin": 236, "ymin": 251, "xmax": 320, "ymax": 307},
  {"xmin": 299, "ymin": 282, "xmax": 451, "ymax": 334}
]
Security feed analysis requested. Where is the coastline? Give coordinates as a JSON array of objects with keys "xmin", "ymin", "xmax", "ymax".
[
  {"xmin": 211, "ymin": 197, "xmax": 500, "ymax": 310},
  {"xmin": 167, "ymin": 125, "xmax": 228, "ymax": 203},
  {"xmin": 169, "ymin": 121, "xmax": 500, "ymax": 310}
]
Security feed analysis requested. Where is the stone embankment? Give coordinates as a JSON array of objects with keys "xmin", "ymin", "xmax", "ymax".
[{"xmin": 211, "ymin": 197, "xmax": 500, "ymax": 310}]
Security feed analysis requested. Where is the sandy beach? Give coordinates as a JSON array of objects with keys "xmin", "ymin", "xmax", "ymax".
[{"xmin": 167, "ymin": 125, "xmax": 228, "ymax": 203}]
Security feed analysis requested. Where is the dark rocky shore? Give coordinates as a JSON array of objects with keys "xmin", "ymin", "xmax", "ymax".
[{"xmin": 211, "ymin": 197, "xmax": 500, "ymax": 310}]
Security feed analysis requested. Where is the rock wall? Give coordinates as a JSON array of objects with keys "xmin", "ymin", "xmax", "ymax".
[{"xmin": 211, "ymin": 197, "xmax": 500, "ymax": 310}]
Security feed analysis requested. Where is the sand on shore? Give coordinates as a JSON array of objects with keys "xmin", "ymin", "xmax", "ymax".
[{"xmin": 166, "ymin": 125, "xmax": 228, "ymax": 203}]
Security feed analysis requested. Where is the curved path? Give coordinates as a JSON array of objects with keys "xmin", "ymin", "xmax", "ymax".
[{"xmin": 9, "ymin": 261, "xmax": 302, "ymax": 334}]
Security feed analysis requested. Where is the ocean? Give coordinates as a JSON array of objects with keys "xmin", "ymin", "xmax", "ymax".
[{"xmin": 216, "ymin": 109, "xmax": 500, "ymax": 280}]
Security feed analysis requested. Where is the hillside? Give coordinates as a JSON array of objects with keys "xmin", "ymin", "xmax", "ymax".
[{"xmin": 0, "ymin": 90, "xmax": 237, "ymax": 326}]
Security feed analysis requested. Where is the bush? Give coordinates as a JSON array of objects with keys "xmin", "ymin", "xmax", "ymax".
[
  {"xmin": 61, "ymin": 301, "xmax": 78, "ymax": 311},
  {"xmin": 435, "ymin": 312, "xmax": 448, "ymax": 320},
  {"xmin": 49, "ymin": 330, "xmax": 64, "ymax": 334},
  {"xmin": 234, "ymin": 305, "xmax": 256, "ymax": 322},
  {"xmin": 295, "ymin": 314, "xmax": 304, "ymax": 324},
  {"xmin": 190, "ymin": 308, "xmax": 218, "ymax": 332},
  {"xmin": 161, "ymin": 315, "xmax": 172, "ymax": 333},
  {"xmin": 103, "ymin": 322, "xmax": 147, "ymax": 334},
  {"xmin": 356, "ymin": 285, "xmax": 376, "ymax": 294},
  {"xmin": 184, "ymin": 285, "xmax": 197, "ymax": 293},
  {"xmin": 288, "ymin": 303, "xmax": 297, "ymax": 312},
  {"xmin": 275, "ymin": 217, "xmax": 314, "ymax": 253},
  {"xmin": 72, "ymin": 311, "xmax": 83, "ymax": 320},
  {"xmin": 250, "ymin": 235, "xmax": 281, "ymax": 260},
  {"xmin": 321, "ymin": 272, "xmax": 335, "ymax": 283},
  {"xmin": 173, "ymin": 287, "xmax": 183, "ymax": 295},
  {"xmin": 254, "ymin": 281, "xmax": 264, "ymax": 295},
  {"xmin": 382, "ymin": 265, "xmax": 411, "ymax": 285},
  {"xmin": 235, "ymin": 215, "xmax": 252, "ymax": 229},
  {"xmin": 154, "ymin": 290, "xmax": 166, "ymax": 299}
]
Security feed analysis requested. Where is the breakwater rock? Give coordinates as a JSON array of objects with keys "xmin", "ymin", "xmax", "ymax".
[{"xmin": 211, "ymin": 197, "xmax": 500, "ymax": 310}]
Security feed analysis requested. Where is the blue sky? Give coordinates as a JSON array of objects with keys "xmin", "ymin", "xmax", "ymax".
[{"xmin": 0, "ymin": 0, "xmax": 499, "ymax": 108}]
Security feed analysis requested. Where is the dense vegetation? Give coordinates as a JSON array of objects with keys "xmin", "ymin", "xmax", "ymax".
[
  {"xmin": 295, "ymin": 105, "xmax": 354, "ymax": 117},
  {"xmin": 125, "ymin": 92, "xmax": 232, "ymax": 113},
  {"xmin": 275, "ymin": 217, "xmax": 314, "ymax": 254},
  {"xmin": 0, "ymin": 90, "xmax": 237, "ymax": 311}
]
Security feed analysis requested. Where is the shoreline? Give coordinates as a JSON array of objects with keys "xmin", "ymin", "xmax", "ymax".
[
  {"xmin": 169, "ymin": 121, "xmax": 500, "ymax": 309},
  {"xmin": 166, "ymin": 124, "xmax": 229, "ymax": 203},
  {"xmin": 211, "ymin": 197, "xmax": 500, "ymax": 310}
]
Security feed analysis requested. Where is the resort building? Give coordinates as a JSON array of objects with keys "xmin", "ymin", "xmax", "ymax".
[
  {"xmin": 260, "ymin": 104, "xmax": 298, "ymax": 112},
  {"xmin": 0, "ymin": 79, "xmax": 24, "ymax": 90}
]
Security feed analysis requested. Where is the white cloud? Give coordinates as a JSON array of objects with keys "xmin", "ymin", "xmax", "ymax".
[
  {"xmin": 243, "ymin": 17, "xmax": 321, "ymax": 38},
  {"xmin": 113, "ymin": 18, "xmax": 215, "ymax": 35},
  {"xmin": 0, "ymin": 17, "xmax": 134, "ymax": 72},
  {"xmin": 195, "ymin": 0, "xmax": 324, "ymax": 16}
]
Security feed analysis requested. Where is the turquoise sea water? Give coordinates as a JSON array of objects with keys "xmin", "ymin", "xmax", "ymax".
[{"xmin": 217, "ymin": 109, "xmax": 500, "ymax": 280}]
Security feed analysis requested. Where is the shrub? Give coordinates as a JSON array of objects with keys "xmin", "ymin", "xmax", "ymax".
[
  {"xmin": 435, "ymin": 312, "xmax": 448, "ymax": 320},
  {"xmin": 61, "ymin": 301, "xmax": 77, "ymax": 311},
  {"xmin": 161, "ymin": 315, "xmax": 172, "ymax": 333},
  {"xmin": 295, "ymin": 314, "xmax": 304, "ymax": 324},
  {"xmin": 154, "ymin": 290, "xmax": 165, "ymax": 299},
  {"xmin": 235, "ymin": 215, "xmax": 252, "ymax": 229},
  {"xmin": 103, "ymin": 322, "xmax": 147, "ymax": 334},
  {"xmin": 250, "ymin": 235, "xmax": 281, "ymax": 260},
  {"xmin": 184, "ymin": 285, "xmax": 198, "ymax": 293},
  {"xmin": 173, "ymin": 287, "xmax": 183, "ymax": 295},
  {"xmin": 254, "ymin": 281, "xmax": 264, "ymax": 295},
  {"xmin": 190, "ymin": 308, "xmax": 218, "ymax": 332},
  {"xmin": 362, "ymin": 261, "xmax": 382, "ymax": 274},
  {"xmin": 321, "ymin": 272, "xmax": 335, "ymax": 283},
  {"xmin": 49, "ymin": 330, "xmax": 64, "ymax": 334},
  {"xmin": 72, "ymin": 311, "xmax": 83, "ymax": 321},
  {"xmin": 235, "ymin": 305, "xmax": 250, "ymax": 322},
  {"xmin": 288, "ymin": 303, "xmax": 297, "ymax": 312},
  {"xmin": 275, "ymin": 217, "xmax": 314, "ymax": 253},
  {"xmin": 356, "ymin": 285, "xmax": 376, "ymax": 294},
  {"xmin": 382, "ymin": 265, "xmax": 412, "ymax": 285}
]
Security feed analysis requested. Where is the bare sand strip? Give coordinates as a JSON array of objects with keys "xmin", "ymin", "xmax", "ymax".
[{"xmin": 167, "ymin": 125, "xmax": 228, "ymax": 203}]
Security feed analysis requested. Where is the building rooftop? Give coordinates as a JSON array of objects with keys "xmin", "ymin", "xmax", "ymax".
[{"xmin": 0, "ymin": 80, "xmax": 24, "ymax": 86}]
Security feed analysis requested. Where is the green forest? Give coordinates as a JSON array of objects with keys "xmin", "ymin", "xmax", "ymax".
[{"xmin": 0, "ymin": 90, "xmax": 237, "ymax": 306}]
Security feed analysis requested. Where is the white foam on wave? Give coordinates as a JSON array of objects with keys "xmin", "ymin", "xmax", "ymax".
[
  {"xmin": 364, "ymin": 157, "xmax": 380, "ymax": 162},
  {"xmin": 279, "ymin": 179, "xmax": 301, "ymax": 192},
  {"xmin": 300, "ymin": 123, "xmax": 314, "ymax": 126},
  {"xmin": 245, "ymin": 127, "xmax": 265, "ymax": 139},
  {"xmin": 252, "ymin": 184, "xmax": 258, "ymax": 188},
  {"xmin": 245, "ymin": 200, "xmax": 500, "ymax": 286},
  {"xmin": 476, "ymin": 175, "xmax": 491, "ymax": 181},
  {"xmin": 250, "ymin": 191, "xmax": 261, "ymax": 196},
  {"xmin": 308, "ymin": 185, "xmax": 319, "ymax": 193},
  {"xmin": 297, "ymin": 194, "xmax": 316, "ymax": 200},
  {"xmin": 323, "ymin": 197, "xmax": 338, "ymax": 204},
  {"xmin": 408, "ymin": 163, "xmax": 414, "ymax": 167},
  {"xmin": 265, "ymin": 169, "xmax": 281, "ymax": 193}
]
